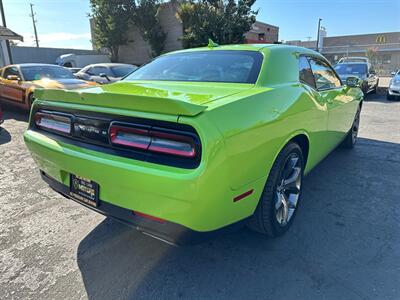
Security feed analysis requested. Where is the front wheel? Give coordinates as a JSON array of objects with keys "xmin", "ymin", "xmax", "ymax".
[{"xmin": 247, "ymin": 142, "xmax": 304, "ymax": 237}]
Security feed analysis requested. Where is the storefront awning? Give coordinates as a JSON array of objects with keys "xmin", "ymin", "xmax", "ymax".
[{"xmin": 0, "ymin": 26, "xmax": 23, "ymax": 41}]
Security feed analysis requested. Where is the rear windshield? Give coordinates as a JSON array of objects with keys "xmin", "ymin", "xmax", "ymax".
[
  {"xmin": 334, "ymin": 63, "xmax": 368, "ymax": 76},
  {"xmin": 21, "ymin": 66, "xmax": 75, "ymax": 81},
  {"xmin": 124, "ymin": 50, "xmax": 263, "ymax": 84},
  {"xmin": 111, "ymin": 65, "xmax": 137, "ymax": 77}
]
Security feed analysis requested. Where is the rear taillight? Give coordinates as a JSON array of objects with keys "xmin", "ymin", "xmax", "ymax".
[
  {"xmin": 109, "ymin": 125, "xmax": 151, "ymax": 149},
  {"xmin": 35, "ymin": 112, "xmax": 72, "ymax": 134},
  {"xmin": 109, "ymin": 123, "xmax": 197, "ymax": 158}
]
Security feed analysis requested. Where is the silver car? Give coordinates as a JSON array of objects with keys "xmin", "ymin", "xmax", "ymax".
[
  {"xmin": 387, "ymin": 70, "xmax": 400, "ymax": 100},
  {"xmin": 75, "ymin": 63, "xmax": 138, "ymax": 84}
]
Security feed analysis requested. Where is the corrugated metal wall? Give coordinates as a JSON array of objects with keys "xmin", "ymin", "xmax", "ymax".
[{"xmin": 11, "ymin": 46, "xmax": 98, "ymax": 64}]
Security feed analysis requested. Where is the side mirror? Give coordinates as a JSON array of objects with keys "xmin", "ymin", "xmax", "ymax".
[
  {"xmin": 99, "ymin": 73, "xmax": 111, "ymax": 81},
  {"xmin": 7, "ymin": 75, "xmax": 21, "ymax": 81},
  {"xmin": 346, "ymin": 76, "xmax": 361, "ymax": 88},
  {"xmin": 369, "ymin": 70, "xmax": 376, "ymax": 76},
  {"xmin": 391, "ymin": 72, "xmax": 396, "ymax": 77}
]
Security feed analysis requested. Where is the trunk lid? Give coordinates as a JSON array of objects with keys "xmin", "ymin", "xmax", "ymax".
[{"xmin": 33, "ymin": 80, "xmax": 254, "ymax": 117}]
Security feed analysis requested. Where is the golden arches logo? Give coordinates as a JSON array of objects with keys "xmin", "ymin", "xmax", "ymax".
[{"xmin": 376, "ymin": 35, "xmax": 386, "ymax": 43}]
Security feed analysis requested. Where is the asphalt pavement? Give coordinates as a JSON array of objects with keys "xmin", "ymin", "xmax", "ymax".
[{"xmin": 0, "ymin": 92, "xmax": 399, "ymax": 299}]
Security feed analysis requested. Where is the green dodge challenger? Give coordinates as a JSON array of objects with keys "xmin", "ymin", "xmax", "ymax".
[{"xmin": 24, "ymin": 44, "xmax": 363, "ymax": 245}]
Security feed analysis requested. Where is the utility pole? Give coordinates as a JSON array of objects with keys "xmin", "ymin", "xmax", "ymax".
[
  {"xmin": 316, "ymin": 18, "xmax": 322, "ymax": 52},
  {"xmin": 29, "ymin": 3, "xmax": 39, "ymax": 47},
  {"xmin": 0, "ymin": 0, "xmax": 13, "ymax": 63}
]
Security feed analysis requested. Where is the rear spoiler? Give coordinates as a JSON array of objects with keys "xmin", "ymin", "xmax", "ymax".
[{"xmin": 33, "ymin": 88, "xmax": 207, "ymax": 117}]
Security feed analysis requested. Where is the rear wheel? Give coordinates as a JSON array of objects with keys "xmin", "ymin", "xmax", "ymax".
[
  {"xmin": 27, "ymin": 93, "xmax": 34, "ymax": 111},
  {"xmin": 341, "ymin": 106, "xmax": 361, "ymax": 149},
  {"xmin": 247, "ymin": 142, "xmax": 304, "ymax": 237}
]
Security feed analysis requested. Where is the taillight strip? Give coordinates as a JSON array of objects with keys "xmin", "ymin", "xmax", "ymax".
[
  {"xmin": 35, "ymin": 112, "xmax": 72, "ymax": 134},
  {"xmin": 109, "ymin": 123, "xmax": 197, "ymax": 158},
  {"xmin": 109, "ymin": 125, "xmax": 151, "ymax": 149}
]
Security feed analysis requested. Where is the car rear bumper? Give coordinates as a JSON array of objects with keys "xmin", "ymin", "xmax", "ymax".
[
  {"xmin": 40, "ymin": 170, "xmax": 247, "ymax": 245},
  {"xmin": 388, "ymin": 86, "xmax": 400, "ymax": 96},
  {"xmin": 24, "ymin": 128, "xmax": 263, "ymax": 234}
]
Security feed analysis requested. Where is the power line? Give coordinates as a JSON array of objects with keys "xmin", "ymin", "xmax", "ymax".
[{"xmin": 29, "ymin": 3, "xmax": 39, "ymax": 47}]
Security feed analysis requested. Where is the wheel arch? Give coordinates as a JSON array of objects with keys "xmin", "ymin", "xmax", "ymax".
[{"xmin": 275, "ymin": 131, "xmax": 310, "ymax": 170}]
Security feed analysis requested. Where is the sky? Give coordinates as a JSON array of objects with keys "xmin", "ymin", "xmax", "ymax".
[{"xmin": 2, "ymin": 0, "xmax": 400, "ymax": 49}]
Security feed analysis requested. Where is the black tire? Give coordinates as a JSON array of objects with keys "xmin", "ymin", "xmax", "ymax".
[
  {"xmin": 386, "ymin": 93, "xmax": 395, "ymax": 101},
  {"xmin": 341, "ymin": 106, "xmax": 361, "ymax": 149},
  {"xmin": 27, "ymin": 93, "xmax": 34, "ymax": 110},
  {"xmin": 247, "ymin": 142, "xmax": 304, "ymax": 237}
]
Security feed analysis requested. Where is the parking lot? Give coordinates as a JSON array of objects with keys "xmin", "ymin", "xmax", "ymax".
[{"xmin": 0, "ymin": 91, "xmax": 399, "ymax": 299}]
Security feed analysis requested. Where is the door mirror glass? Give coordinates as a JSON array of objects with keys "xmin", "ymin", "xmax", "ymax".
[
  {"xmin": 7, "ymin": 75, "xmax": 20, "ymax": 81},
  {"xmin": 346, "ymin": 76, "xmax": 361, "ymax": 88}
]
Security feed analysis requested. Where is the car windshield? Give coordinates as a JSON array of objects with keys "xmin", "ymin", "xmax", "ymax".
[
  {"xmin": 21, "ymin": 66, "xmax": 75, "ymax": 81},
  {"xmin": 334, "ymin": 63, "xmax": 368, "ymax": 76},
  {"xmin": 111, "ymin": 65, "xmax": 137, "ymax": 77},
  {"xmin": 124, "ymin": 50, "xmax": 263, "ymax": 83}
]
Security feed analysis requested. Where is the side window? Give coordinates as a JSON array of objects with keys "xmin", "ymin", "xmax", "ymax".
[
  {"xmin": 3, "ymin": 67, "xmax": 21, "ymax": 79},
  {"xmin": 90, "ymin": 66, "xmax": 113, "ymax": 76},
  {"xmin": 299, "ymin": 56, "xmax": 316, "ymax": 88},
  {"xmin": 85, "ymin": 67, "xmax": 93, "ymax": 75},
  {"xmin": 309, "ymin": 58, "xmax": 341, "ymax": 90}
]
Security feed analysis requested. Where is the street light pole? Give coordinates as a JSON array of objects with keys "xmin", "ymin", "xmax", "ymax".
[
  {"xmin": 316, "ymin": 18, "xmax": 322, "ymax": 52},
  {"xmin": 30, "ymin": 3, "xmax": 39, "ymax": 48}
]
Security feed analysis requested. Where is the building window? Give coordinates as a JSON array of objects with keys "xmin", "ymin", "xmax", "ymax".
[
  {"xmin": 377, "ymin": 54, "xmax": 391, "ymax": 64},
  {"xmin": 267, "ymin": 28, "xmax": 270, "ymax": 32},
  {"xmin": 258, "ymin": 33, "xmax": 265, "ymax": 41}
]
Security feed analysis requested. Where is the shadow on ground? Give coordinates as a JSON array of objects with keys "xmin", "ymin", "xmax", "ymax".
[
  {"xmin": 1, "ymin": 105, "xmax": 29, "ymax": 122},
  {"xmin": 365, "ymin": 88, "xmax": 399, "ymax": 103},
  {"xmin": 0, "ymin": 127, "xmax": 11, "ymax": 145},
  {"xmin": 77, "ymin": 137, "xmax": 400, "ymax": 299}
]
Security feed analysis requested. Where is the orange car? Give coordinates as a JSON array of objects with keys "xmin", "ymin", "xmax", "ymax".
[{"xmin": 0, "ymin": 63, "xmax": 97, "ymax": 110}]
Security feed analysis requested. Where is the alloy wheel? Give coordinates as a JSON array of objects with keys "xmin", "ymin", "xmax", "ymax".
[{"xmin": 274, "ymin": 153, "xmax": 302, "ymax": 226}]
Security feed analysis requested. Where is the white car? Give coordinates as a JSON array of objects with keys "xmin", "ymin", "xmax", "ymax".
[
  {"xmin": 75, "ymin": 63, "xmax": 138, "ymax": 84},
  {"xmin": 387, "ymin": 70, "xmax": 400, "ymax": 100}
]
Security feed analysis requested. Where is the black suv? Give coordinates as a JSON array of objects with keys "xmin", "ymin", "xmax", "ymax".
[{"xmin": 334, "ymin": 62, "xmax": 379, "ymax": 94}]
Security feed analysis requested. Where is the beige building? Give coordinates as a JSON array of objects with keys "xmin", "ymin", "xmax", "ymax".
[
  {"xmin": 287, "ymin": 31, "xmax": 400, "ymax": 75},
  {"xmin": 92, "ymin": 2, "xmax": 279, "ymax": 65},
  {"xmin": 244, "ymin": 21, "xmax": 279, "ymax": 44}
]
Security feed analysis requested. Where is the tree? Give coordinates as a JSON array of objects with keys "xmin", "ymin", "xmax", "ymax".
[
  {"xmin": 177, "ymin": 0, "xmax": 258, "ymax": 48},
  {"xmin": 366, "ymin": 47, "xmax": 378, "ymax": 65},
  {"xmin": 135, "ymin": 0, "xmax": 167, "ymax": 57},
  {"xmin": 89, "ymin": 0, "xmax": 135, "ymax": 62}
]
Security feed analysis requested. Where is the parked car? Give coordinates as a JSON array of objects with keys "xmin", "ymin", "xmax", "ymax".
[
  {"xmin": 387, "ymin": 69, "xmax": 400, "ymax": 100},
  {"xmin": 0, "ymin": 104, "xmax": 3, "ymax": 130},
  {"xmin": 68, "ymin": 67, "xmax": 81, "ymax": 74},
  {"xmin": 0, "ymin": 64, "xmax": 98, "ymax": 110},
  {"xmin": 334, "ymin": 62, "xmax": 379, "ymax": 94},
  {"xmin": 24, "ymin": 44, "xmax": 363, "ymax": 245},
  {"xmin": 75, "ymin": 63, "xmax": 138, "ymax": 84},
  {"xmin": 56, "ymin": 53, "xmax": 111, "ymax": 68}
]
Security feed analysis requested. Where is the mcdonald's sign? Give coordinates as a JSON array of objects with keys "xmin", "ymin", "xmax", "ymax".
[{"xmin": 376, "ymin": 35, "xmax": 386, "ymax": 43}]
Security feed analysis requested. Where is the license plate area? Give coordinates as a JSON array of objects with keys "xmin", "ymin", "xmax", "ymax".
[{"xmin": 69, "ymin": 174, "xmax": 99, "ymax": 207}]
